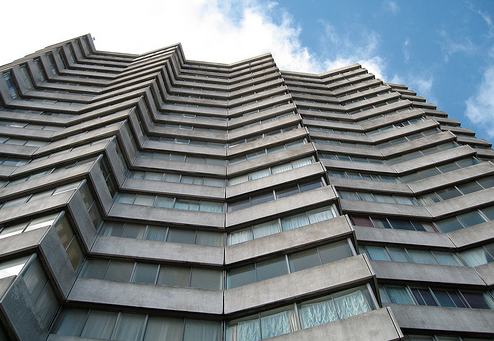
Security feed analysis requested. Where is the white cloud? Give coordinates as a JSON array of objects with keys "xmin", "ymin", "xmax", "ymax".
[
  {"xmin": 403, "ymin": 38, "xmax": 410, "ymax": 62},
  {"xmin": 438, "ymin": 29, "xmax": 477, "ymax": 63},
  {"xmin": 383, "ymin": 0, "xmax": 400, "ymax": 15},
  {"xmin": 0, "ymin": 0, "xmax": 321, "ymax": 73},
  {"xmin": 465, "ymin": 65, "xmax": 494, "ymax": 138}
]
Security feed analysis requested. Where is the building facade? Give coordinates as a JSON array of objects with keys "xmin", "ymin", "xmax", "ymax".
[{"xmin": 0, "ymin": 34, "xmax": 493, "ymax": 341}]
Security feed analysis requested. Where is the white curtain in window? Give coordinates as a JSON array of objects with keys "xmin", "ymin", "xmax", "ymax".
[
  {"xmin": 113, "ymin": 313, "xmax": 146, "ymax": 341},
  {"xmin": 252, "ymin": 221, "xmax": 280, "ymax": 239},
  {"xmin": 333, "ymin": 291, "xmax": 369, "ymax": 319},
  {"xmin": 145, "ymin": 226, "xmax": 167, "ymax": 241},
  {"xmin": 292, "ymin": 158, "xmax": 313, "ymax": 168},
  {"xmin": 249, "ymin": 169, "xmax": 270, "ymax": 180},
  {"xmin": 300, "ymin": 298, "xmax": 338, "ymax": 329},
  {"xmin": 227, "ymin": 319, "xmax": 261, "ymax": 341},
  {"xmin": 200, "ymin": 202, "xmax": 223, "ymax": 213},
  {"xmin": 461, "ymin": 248, "xmax": 491, "ymax": 267},
  {"xmin": 281, "ymin": 214, "xmax": 309, "ymax": 231},
  {"xmin": 271, "ymin": 163, "xmax": 292, "ymax": 174},
  {"xmin": 260, "ymin": 311, "xmax": 293, "ymax": 339},
  {"xmin": 308, "ymin": 207, "xmax": 335, "ymax": 224},
  {"xmin": 228, "ymin": 229, "xmax": 253, "ymax": 245},
  {"xmin": 143, "ymin": 317, "xmax": 183, "ymax": 341}
]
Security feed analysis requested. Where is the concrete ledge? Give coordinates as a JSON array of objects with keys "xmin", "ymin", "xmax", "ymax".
[
  {"xmin": 340, "ymin": 199, "xmax": 431, "ymax": 219},
  {"xmin": 68, "ymin": 278, "xmax": 223, "ymax": 314},
  {"xmin": 370, "ymin": 260, "xmax": 485, "ymax": 286},
  {"xmin": 387, "ymin": 303, "xmax": 494, "ymax": 334},
  {"xmin": 224, "ymin": 255, "xmax": 374, "ymax": 314},
  {"xmin": 91, "ymin": 236, "xmax": 224, "ymax": 266},
  {"xmin": 474, "ymin": 262, "xmax": 494, "ymax": 286}
]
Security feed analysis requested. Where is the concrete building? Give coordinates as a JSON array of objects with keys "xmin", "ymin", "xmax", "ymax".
[{"xmin": 0, "ymin": 34, "xmax": 493, "ymax": 341}]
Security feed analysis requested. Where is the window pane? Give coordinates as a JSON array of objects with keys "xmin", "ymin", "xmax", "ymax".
[
  {"xmin": 432, "ymin": 289, "xmax": 456, "ymax": 307},
  {"xmin": 227, "ymin": 264, "xmax": 256, "ymax": 289},
  {"xmin": 417, "ymin": 288, "xmax": 437, "ymax": 306},
  {"xmin": 228, "ymin": 228, "xmax": 253, "ymax": 245},
  {"xmin": 307, "ymin": 207, "xmax": 335, "ymax": 224},
  {"xmin": 113, "ymin": 313, "xmax": 146, "ymax": 341},
  {"xmin": 276, "ymin": 186, "xmax": 300, "ymax": 199},
  {"xmin": 157, "ymin": 266, "xmax": 190, "ymax": 287},
  {"xmin": 252, "ymin": 221, "xmax": 279, "ymax": 239},
  {"xmin": 365, "ymin": 246, "xmax": 391, "ymax": 261},
  {"xmin": 300, "ymin": 297, "xmax": 338, "ymax": 328},
  {"xmin": 457, "ymin": 211, "xmax": 486, "ymax": 228},
  {"xmin": 190, "ymin": 268, "xmax": 222, "ymax": 290},
  {"xmin": 462, "ymin": 292, "xmax": 491, "ymax": 309},
  {"xmin": 436, "ymin": 187, "xmax": 462, "ymax": 201},
  {"xmin": 387, "ymin": 248, "xmax": 411, "ymax": 262},
  {"xmin": 432, "ymin": 251, "xmax": 462, "ymax": 266},
  {"xmin": 183, "ymin": 320, "xmax": 221, "ymax": 341},
  {"xmin": 480, "ymin": 206, "xmax": 494, "ymax": 220},
  {"xmin": 350, "ymin": 216, "xmax": 373, "ymax": 227},
  {"xmin": 55, "ymin": 309, "xmax": 88, "ymax": 336},
  {"xmin": 155, "ymin": 197, "xmax": 174, "ymax": 208},
  {"xmin": 407, "ymin": 250, "xmax": 438, "ymax": 265},
  {"xmin": 387, "ymin": 286, "xmax": 413, "ymax": 304},
  {"xmin": 144, "ymin": 226, "xmax": 167, "ymax": 241},
  {"xmin": 196, "ymin": 231, "xmax": 222, "ymax": 246},
  {"xmin": 81, "ymin": 310, "xmax": 117, "ymax": 339},
  {"xmin": 256, "ymin": 257, "xmax": 288, "ymax": 282},
  {"xmin": 281, "ymin": 213, "xmax": 309, "ymax": 231},
  {"xmin": 461, "ymin": 248, "xmax": 493, "ymax": 267},
  {"xmin": 289, "ymin": 248, "xmax": 321, "ymax": 272},
  {"xmin": 121, "ymin": 223, "xmax": 145, "ymax": 239},
  {"xmin": 143, "ymin": 317, "xmax": 183, "ymax": 341},
  {"xmin": 167, "ymin": 229, "xmax": 196, "ymax": 244},
  {"xmin": 260, "ymin": 309, "xmax": 294, "ymax": 338},
  {"xmin": 100, "ymin": 222, "xmax": 124, "ymax": 237},
  {"xmin": 105, "ymin": 261, "xmax": 134, "ymax": 282},
  {"xmin": 333, "ymin": 289, "xmax": 370, "ymax": 319},
  {"xmin": 457, "ymin": 182, "xmax": 483, "ymax": 195},
  {"xmin": 318, "ymin": 241, "xmax": 353, "ymax": 264},
  {"xmin": 81, "ymin": 259, "xmax": 108, "ymax": 279},
  {"xmin": 434, "ymin": 217, "xmax": 464, "ymax": 233},
  {"xmin": 132, "ymin": 263, "xmax": 158, "ymax": 284}
]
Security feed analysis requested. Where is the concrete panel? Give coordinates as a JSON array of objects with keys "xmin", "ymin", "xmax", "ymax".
[
  {"xmin": 321, "ymin": 159, "xmax": 397, "ymax": 175},
  {"xmin": 67, "ymin": 192, "xmax": 99, "ymax": 251},
  {"xmin": 370, "ymin": 260, "xmax": 485, "ymax": 286},
  {"xmin": 388, "ymin": 303, "xmax": 494, "ymax": 334},
  {"xmin": 0, "ymin": 227, "xmax": 47, "ymax": 259},
  {"xmin": 88, "ymin": 163, "xmax": 114, "ymax": 214},
  {"xmin": 474, "ymin": 262, "xmax": 494, "ymax": 286},
  {"xmin": 0, "ymin": 277, "xmax": 50, "ymax": 341},
  {"xmin": 354, "ymin": 225, "xmax": 455, "ymax": 248},
  {"xmin": 228, "ymin": 144, "xmax": 316, "ymax": 176},
  {"xmin": 0, "ymin": 276, "xmax": 14, "ymax": 299},
  {"xmin": 328, "ymin": 177, "xmax": 412, "ymax": 194},
  {"xmin": 426, "ymin": 187, "xmax": 494, "ymax": 218},
  {"xmin": 226, "ymin": 215, "xmax": 354, "ymax": 264},
  {"xmin": 124, "ymin": 178, "xmax": 225, "ymax": 200},
  {"xmin": 228, "ymin": 114, "xmax": 301, "ymax": 141},
  {"xmin": 144, "ymin": 140, "xmax": 227, "ymax": 157},
  {"xmin": 226, "ymin": 186, "xmax": 337, "ymax": 227},
  {"xmin": 391, "ymin": 145, "xmax": 475, "ymax": 174},
  {"xmin": 267, "ymin": 307, "xmax": 402, "ymax": 341},
  {"xmin": 39, "ymin": 227, "xmax": 77, "ymax": 299},
  {"xmin": 224, "ymin": 255, "xmax": 374, "ymax": 314},
  {"xmin": 407, "ymin": 162, "xmax": 494, "ymax": 194},
  {"xmin": 315, "ymin": 144, "xmax": 383, "ymax": 158},
  {"xmin": 226, "ymin": 162, "xmax": 325, "ymax": 198},
  {"xmin": 69, "ymin": 278, "xmax": 223, "ymax": 314},
  {"xmin": 340, "ymin": 199, "xmax": 432, "ymax": 219},
  {"xmin": 109, "ymin": 203, "xmax": 225, "ymax": 228},
  {"xmin": 447, "ymin": 221, "xmax": 494, "ymax": 248},
  {"xmin": 92, "ymin": 236, "xmax": 224, "ymax": 266},
  {"xmin": 133, "ymin": 158, "xmax": 227, "ymax": 177}
]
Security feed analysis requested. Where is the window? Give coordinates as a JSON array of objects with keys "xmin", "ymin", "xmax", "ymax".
[
  {"xmin": 3, "ymin": 71, "xmax": 19, "ymax": 99},
  {"xmin": 349, "ymin": 215, "xmax": 434, "ymax": 232},
  {"xmin": 55, "ymin": 309, "xmax": 221, "ymax": 341},
  {"xmin": 227, "ymin": 205, "xmax": 338, "ymax": 245},
  {"xmin": 80, "ymin": 259, "xmax": 222, "ymax": 290},
  {"xmin": 227, "ymin": 240, "xmax": 354, "ymax": 289}
]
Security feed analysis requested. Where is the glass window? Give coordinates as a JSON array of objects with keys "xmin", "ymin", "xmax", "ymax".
[
  {"xmin": 388, "ymin": 219, "xmax": 415, "ymax": 231},
  {"xmin": 432, "ymin": 251, "xmax": 463, "ymax": 266},
  {"xmin": 81, "ymin": 310, "xmax": 118, "ymax": 339},
  {"xmin": 155, "ymin": 196, "xmax": 174, "ymax": 208},
  {"xmin": 252, "ymin": 221, "xmax": 279, "ymax": 239},
  {"xmin": 196, "ymin": 231, "xmax": 222, "ymax": 246},
  {"xmin": 227, "ymin": 264, "xmax": 256, "ymax": 289},
  {"xmin": 113, "ymin": 313, "xmax": 146, "ymax": 341},
  {"xmin": 132, "ymin": 263, "xmax": 158, "ymax": 284},
  {"xmin": 281, "ymin": 213, "xmax": 309, "ymax": 231},
  {"xmin": 260, "ymin": 308, "xmax": 295, "ymax": 339},
  {"xmin": 436, "ymin": 187, "xmax": 462, "ymax": 201},
  {"xmin": 143, "ymin": 317, "xmax": 183, "ymax": 341},
  {"xmin": 289, "ymin": 248, "xmax": 321, "ymax": 272},
  {"xmin": 299, "ymin": 296, "xmax": 338, "ymax": 329},
  {"xmin": 457, "ymin": 211, "xmax": 486, "ymax": 228},
  {"xmin": 387, "ymin": 286, "xmax": 414, "ymax": 304},
  {"xmin": 81, "ymin": 259, "xmax": 108, "ymax": 279},
  {"xmin": 387, "ymin": 248, "xmax": 411, "ymax": 262},
  {"xmin": 458, "ymin": 182, "xmax": 483, "ymax": 195},
  {"xmin": 256, "ymin": 257, "xmax": 288, "ymax": 282},
  {"xmin": 183, "ymin": 319, "xmax": 221, "ymax": 341},
  {"xmin": 190, "ymin": 268, "xmax": 222, "ymax": 290},
  {"xmin": 365, "ymin": 246, "xmax": 391, "ymax": 261},
  {"xmin": 105, "ymin": 261, "xmax": 134, "ymax": 282},
  {"xmin": 432, "ymin": 289, "xmax": 456, "ymax": 307},
  {"xmin": 157, "ymin": 266, "xmax": 190, "ymax": 287},
  {"xmin": 318, "ymin": 240, "xmax": 353, "ymax": 263},
  {"xmin": 407, "ymin": 250, "xmax": 438, "ymax": 265},
  {"xmin": 434, "ymin": 217, "xmax": 464, "ymax": 233},
  {"xmin": 167, "ymin": 229, "xmax": 195, "ymax": 244},
  {"xmin": 121, "ymin": 223, "xmax": 145, "ymax": 239},
  {"xmin": 144, "ymin": 226, "xmax": 167, "ymax": 241},
  {"xmin": 461, "ymin": 247, "xmax": 494, "ymax": 267},
  {"xmin": 55, "ymin": 309, "xmax": 88, "ymax": 336},
  {"xmin": 462, "ymin": 292, "xmax": 492, "ymax": 309}
]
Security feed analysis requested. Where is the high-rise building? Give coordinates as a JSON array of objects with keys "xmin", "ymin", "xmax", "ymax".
[{"xmin": 0, "ymin": 33, "xmax": 493, "ymax": 341}]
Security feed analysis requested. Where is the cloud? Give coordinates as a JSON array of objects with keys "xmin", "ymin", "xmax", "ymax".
[
  {"xmin": 403, "ymin": 38, "xmax": 410, "ymax": 62},
  {"xmin": 438, "ymin": 29, "xmax": 477, "ymax": 63},
  {"xmin": 469, "ymin": 5, "xmax": 494, "ymax": 38},
  {"xmin": 383, "ymin": 0, "xmax": 400, "ymax": 15},
  {"xmin": 465, "ymin": 65, "xmax": 494, "ymax": 137}
]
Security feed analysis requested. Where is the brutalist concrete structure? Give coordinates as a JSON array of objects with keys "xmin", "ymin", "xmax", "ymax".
[{"xmin": 0, "ymin": 34, "xmax": 493, "ymax": 341}]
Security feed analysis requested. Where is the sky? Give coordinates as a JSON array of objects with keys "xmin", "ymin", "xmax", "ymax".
[{"xmin": 1, "ymin": 0, "xmax": 494, "ymax": 143}]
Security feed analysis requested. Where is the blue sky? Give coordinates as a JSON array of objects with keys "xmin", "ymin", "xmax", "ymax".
[{"xmin": 1, "ymin": 0, "xmax": 494, "ymax": 143}]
